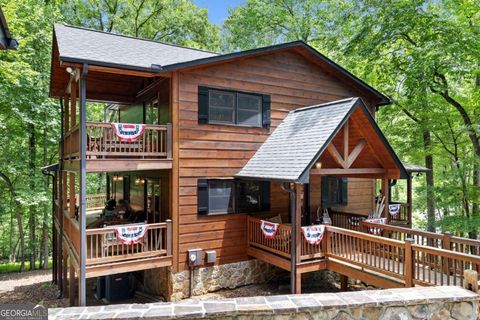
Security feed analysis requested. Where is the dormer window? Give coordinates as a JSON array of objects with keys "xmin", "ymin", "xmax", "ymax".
[{"xmin": 198, "ymin": 86, "xmax": 270, "ymax": 128}]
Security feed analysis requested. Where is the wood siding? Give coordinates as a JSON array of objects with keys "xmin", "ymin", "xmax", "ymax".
[{"xmin": 176, "ymin": 50, "xmax": 377, "ymax": 271}]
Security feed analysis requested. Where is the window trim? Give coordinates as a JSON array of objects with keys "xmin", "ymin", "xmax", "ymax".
[
  {"xmin": 199, "ymin": 86, "xmax": 269, "ymax": 128},
  {"xmin": 198, "ymin": 178, "xmax": 270, "ymax": 216}
]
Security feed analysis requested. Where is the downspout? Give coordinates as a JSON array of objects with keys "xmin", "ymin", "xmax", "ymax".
[
  {"xmin": 58, "ymin": 98, "xmax": 65, "ymax": 297},
  {"xmin": 280, "ymin": 182, "xmax": 296, "ymax": 294},
  {"xmin": 41, "ymin": 168, "xmax": 55, "ymax": 284}
]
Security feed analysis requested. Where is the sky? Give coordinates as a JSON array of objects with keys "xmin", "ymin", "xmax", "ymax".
[{"xmin": 192, "ymin": 0, "xmax": 245, "ymax": 25}]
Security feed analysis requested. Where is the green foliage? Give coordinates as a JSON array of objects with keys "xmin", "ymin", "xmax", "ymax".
[{"xmin": 224, "ymin": 0, "xmax": 480, "ymax": 237}]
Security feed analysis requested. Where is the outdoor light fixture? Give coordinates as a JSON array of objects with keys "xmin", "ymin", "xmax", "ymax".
[
  {"xmin": 315, "ymin": 162, "xmax": 322, "ymax": 169},
  {"xmin": 113, "ymin": 175, "xmax": 123, "ymax": 182}
]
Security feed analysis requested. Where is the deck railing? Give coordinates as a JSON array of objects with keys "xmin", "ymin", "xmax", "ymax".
[
  {"xmin": 360, "ymin": 220, "xmax": 480, "ymax": 256},
  {"xmin": 85, "ymin": 220, "xmax": 172, "ymax": 266},
  {"xmin": 330, "ymin": 211, "xmax": 366, "ymax": 231},
  {"xmin": 388, "ymin": 202, "xmax": 410, "ymax": 226},
  {"xmin": 64, "ymin": 122, "xmax": 172, "ymax": 159},
  {"xmin": 247, "ymin": 216, "xmax": 480, "ymax": 287},
  {"xmin": 247, "ymin": 217, "xmax": 324, "ymax": 261}
]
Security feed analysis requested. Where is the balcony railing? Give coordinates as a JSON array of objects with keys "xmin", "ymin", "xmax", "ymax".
[
  {"xmin": 85, "ymin": 220, "xmax": 172, "ymax": 266},
  {"xmin": 64, "ymin": 122, "xmax": 172, "ymax": 160}
]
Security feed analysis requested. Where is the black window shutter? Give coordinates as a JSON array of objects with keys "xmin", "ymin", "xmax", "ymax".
[
  {"xmin": 321, "ymin": 176, "xmax": 330, "ymax": 208},
  {"xmin": 197, "ymin": 179, "xmax": 209, "ymax": 215},
  {"xmin": 260, "ymin": 181, "xmax": 271, "ymax": 211},
  {"xmin": 262, "ymin": 94, "xmax": 271, "ymax": 128},
  {"xmin": 198, "ymin": 86, "xmax": 209, "ymax": 124},
  {"xmin": 340, "ymin": 177, "xmax": 348, "ymax": 205}
]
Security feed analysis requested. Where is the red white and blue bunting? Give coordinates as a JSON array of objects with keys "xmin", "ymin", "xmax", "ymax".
[
  {"xmin": 388, "ymin": 204, "xmax": 401, "ymax": 217},
  {"xmin": 114, "ymin": 224, "xmax": 148, "ymax": 245},
  {"xmin": 260, "ymin": 220, "xmax": 279, "ymax": 239},
  {"xmin": 111, "ymin": 123, "xmax": 146, "ymax": 142},
  {"xmin": 365, "ymin": 218, "xmax": 387, "ymax": 235},
  {"xmin": 301, "ymin": 225, "xmax": 325, "ymax": 245}
]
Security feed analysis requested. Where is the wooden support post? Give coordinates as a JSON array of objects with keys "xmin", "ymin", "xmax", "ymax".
[
  {"xmin": 62, "ymin": 248, "xmax": 68, "ymax": 294},
  {"xmin": 294, "ymin": 183, "xmax": 302, "ymax": 294},
  {"xmin": 406, "ymin": 175, "xmax": 413, "ymax": 227},
  {"xmin": 64, "ymin": 97, "xmax": 70, "ymax": 133},
  {"xmin": 69, "ymin": 259, "xmax": 75, "ymax": 306},
  {"xmin": 382, "ymin": 177, "xmax": 389, "ymax": 219},
  {"xmin": 70, "ymin": 80, "xmax": 77, "ymax": 127},
  {"xmin": 404, "ymin": 238, "xmax": 414, "ymax": 287},
  {"xmin": 442, "ymin": 232, "xmax": 452, "ymax": 275},
  {"xmin": 78, "ymin": 64, "xmax": 88, "ymax": 306},
  {"xmin": 69, "ymin": 173, "xmax": 75, "ymax": 218},
  {"xmin": 340, "ymin": 275, "xmax": 348, "ymax": 291},
  {"xmin": 166, "ymin": 219, "xmax": 172, "ymax": 255}
]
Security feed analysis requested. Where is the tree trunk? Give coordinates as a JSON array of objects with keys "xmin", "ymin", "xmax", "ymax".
[
  {"xmin": 41, "ymin": 121, "xmax": 50, "ymax": 269},
  {"xmin": 0, "ymin": 172, "xmax": 25, "ymax": 271},
  {"xmin": 423, "ymin": 130, "xmax": 436, "ymax": 232},
  {"xmin": 28, "ymin": 122, "xmax": 36, "ymax": 270}
]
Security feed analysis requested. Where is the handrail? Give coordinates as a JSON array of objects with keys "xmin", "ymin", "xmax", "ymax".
[
  {"xmin": 247, "ymin": 216, "xmax": 480, "ymax": 287},
  {"xmin": 63, "ymin": 122, "xmax": 172, "ymax": 159},
  {"xmin": 85, "ymin": 220, "xmax": 172, "ymax": 265},
  {"xmin": 360, "ymin": 220, "xmax": 480, "ymax": 255}
]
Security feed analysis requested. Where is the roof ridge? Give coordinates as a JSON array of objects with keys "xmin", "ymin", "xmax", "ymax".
[
  {"xmin": 292, "ymin": 97, "xmax": 358, "ymax": 113},
  {"xmin": 54, "ymin": 23, "xmax": 220, "ymax": 56}
]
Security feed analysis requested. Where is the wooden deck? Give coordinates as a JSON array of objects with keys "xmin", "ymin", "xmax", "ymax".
[
  {"xmin": 247, "ymin": 216, "xmax": 480, "ymax": 289},
  {"xmin": 62, "ymin": 122, "xmax": 172, "ymax": 172}
]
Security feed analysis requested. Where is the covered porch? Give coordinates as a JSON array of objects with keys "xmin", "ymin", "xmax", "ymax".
[{"xmin": 236, "ymin": 98, "xmax": 409, "ymax": 293}]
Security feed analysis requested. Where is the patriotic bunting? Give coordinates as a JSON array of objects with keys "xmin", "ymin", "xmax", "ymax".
[
  {"xmin": 365, "ymin": 218, "xmax": 387, "ymax": 235},
  {"xmin": 111, "ymin": 123, "xmax": 146, "ymax": 142},
  {"xmin": 114, "ymin": 224, "xmax": 148, "ymax": 245},
  {"xmin": 260, "ymin": 220, "xmax": 279, "ymax": 239},
  {"xmin": 301, "ymin": 225, "xmax": 325, "ymax": 245},
  {"xmin": 388, "ymin": 204, "xmax": 401, "ymax": 217}
]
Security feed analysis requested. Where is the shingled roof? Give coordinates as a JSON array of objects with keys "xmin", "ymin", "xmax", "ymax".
[
  {"xmin": 236, "ymin": 98, "xmax": 406, "ymax": 183},
  {"xmin": 52, "ymin": 24, "xmax": 390, "ymax": 105},
  {"xmin": 54, "ymin": 24, "xmax": 218, "ymax": 72}
]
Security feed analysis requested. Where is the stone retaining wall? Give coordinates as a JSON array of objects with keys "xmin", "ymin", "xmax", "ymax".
[
  {"xmin": 171, "ymin": 259, "xmax": 280, "ymax": 301},
  {"xmin": 49, "ymin": 286, "xmax": 479, "ymax": 320}
]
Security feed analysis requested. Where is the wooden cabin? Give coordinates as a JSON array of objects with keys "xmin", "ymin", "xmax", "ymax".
[{"xmin": 45, "ymin": 24, "xmax": 480, "ymax": 306}]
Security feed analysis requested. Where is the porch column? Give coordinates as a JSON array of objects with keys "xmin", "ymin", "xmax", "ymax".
[
  {"xmin": 407, "ymin": 174, "xmax": 412, "ymax": 227},
  {"xmin": 78, "ymin": 64, "xmax": 88, "ymax": 306},
  {"xmin": 294, "ymin": 183, "xmax": 302, "ymax": 294},
  {"xmin": 381, "ymin": 177, "xmax": 389, "ymax": 218}
]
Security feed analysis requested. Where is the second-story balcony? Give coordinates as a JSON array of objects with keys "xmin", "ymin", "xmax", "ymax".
[{"xmin": 63, "ymin": 122, "xmax": 172, "ymax": 172}]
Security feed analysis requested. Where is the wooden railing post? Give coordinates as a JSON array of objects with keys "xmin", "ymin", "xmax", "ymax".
[
  {"xmin": 166, "ymin": 123, "xmax": 172, "ymax": 159},
  {"xmin": 442, "ymin": 232, "xmax": 452, "ymax": 275},
  {"xmin": 166, "ymin": 219, "xmax": 172, "ymax": 256},
  {"xmin": 322, "ymin": 226, "xmax": 328, "ymax": 257},
  {"xmin": 404, "ymin": 238, "xmax": 414, "ymax": 287}
]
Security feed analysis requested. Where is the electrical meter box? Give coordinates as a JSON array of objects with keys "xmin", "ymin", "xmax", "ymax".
[{"xmin": 187, "ymin": 248, "xmax": 203, "ymax": 266}]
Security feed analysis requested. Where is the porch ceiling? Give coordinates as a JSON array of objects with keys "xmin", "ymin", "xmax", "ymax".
[{"xmin": 235, "ymin": 97, "xmax": 407, "ymax": 183}]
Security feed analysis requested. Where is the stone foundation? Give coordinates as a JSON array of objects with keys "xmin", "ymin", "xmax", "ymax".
[
  {"xmin": 171, "ymin": 259, "xmax": 280, "ymax": 301},
  {"xmin": 49, "ymin": 286, "xmax": 480, "ymax": 320}
]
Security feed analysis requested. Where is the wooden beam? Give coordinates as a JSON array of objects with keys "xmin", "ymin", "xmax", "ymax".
[
  {"xmin": 311, "ymin": 168, "xmax": 386, "ymax": 175},
  {"xmin": 85, "ymin": 256, "xmax": 173, "ymax": 278},
  {"xmin": 69, "ymin": 173, "xmax": 75, "ymax": 218},
  {"xmin": 171, "ymin": 71, "xmax": 179, "ymax": 272},
  {"xmin": 61, "ymin": 61, "xmax": 164, "ymax": 78},
  {"xmin": 382, "ymin": 177, "xmax": 389, "ymax": 218},
  {"xmin": 343, "ymin": 119, "xmax": 349, "ymax": 161},
  {"xmin": 294, "ymin": 183, "xmax": 302, "ymax": 294},
  {"xmin": 247, "ymin": 247, "xmax": 291, "ymax": 271},
  {"xmin": 326, "ymin": 144, "xmax": 346, "ymax": 168},
  {"xmin": 346, "ymin": 139, "xmax": 366, "ymax": 168}
]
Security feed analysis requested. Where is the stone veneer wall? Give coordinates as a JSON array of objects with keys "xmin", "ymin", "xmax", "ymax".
[
  {"xmin": 171, "ymin": 259, "xmax": 279, "ymax": 301},
  {"xmin": 48, "ymin": 286, "xmax": 479, "ymax": 320}
]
